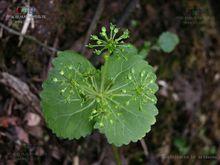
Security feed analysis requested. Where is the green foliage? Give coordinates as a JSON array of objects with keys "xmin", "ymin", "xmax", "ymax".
[
  {"xmin": 41, "ymin": 24, "xmax": 159, "ymax": 146},
  {"xmin": 203, "ymin": 146, "xmax": 217, "ymax": 156},
  {"xmin": 135, "ymin": 32, "xmax": 179, "ymax": 60},
  {"xmin": 87, "ymin": 23, "xmax": 129, "ymax": 56},
  {"xmin": 138, "ymin": 41, "xmax": 152, "ymax": 59},
  {"xmin": 158, "ymin": 31, "xmax": 179, "ymax": 53},
  {"xmin": 174, "ymin": 137, "xmax": 190, "ymax": 155}
]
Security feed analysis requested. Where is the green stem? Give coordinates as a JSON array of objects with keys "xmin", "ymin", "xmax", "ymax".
[
  {"xmin": 100, "ymin": 52, "xmax": 110, "ymax": 92},
  {"xmin": 112, "ymin": 145, "xmax": 121, "ymax": 165}
]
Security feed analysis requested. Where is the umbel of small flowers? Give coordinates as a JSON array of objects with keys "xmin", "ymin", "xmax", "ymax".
[{"xmin": 87, "ymin": 23, "xmax": 129, "ymax": 56}]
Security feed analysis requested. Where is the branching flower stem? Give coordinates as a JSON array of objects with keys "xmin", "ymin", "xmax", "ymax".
[{"xmin": 100, "ymin": 52, "xmax": 110, "ymax": 92}]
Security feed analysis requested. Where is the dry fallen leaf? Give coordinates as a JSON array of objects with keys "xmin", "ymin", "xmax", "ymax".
[
  {"xmin": 15, "ymin": 126, "xmax": 29, "ymax": 144},
  {"xmin": 35, "ymin": 146, "xmax": 45, "ymax": 157},
  {"xmin": 51, "ymin": 146, "xmax": 62, "ymax": 160},
  {"xmin": 0, "ymin": 117, "xmax": 17, "ymax": 128},
  {"xmin": 27, "ymin": 126, "xmax": 43, "ymax": 138},
  {"xmin": 25, "ymin": 112, "xmax": 41, "ymax": 127}
]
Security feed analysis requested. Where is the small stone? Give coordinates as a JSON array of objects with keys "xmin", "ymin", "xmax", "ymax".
[{"xmin": 25, "ymin": 112, "xmax": 41, "ymax": 126}]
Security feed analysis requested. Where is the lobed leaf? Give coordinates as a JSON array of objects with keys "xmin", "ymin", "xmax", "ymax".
[
  {"xmin": 41, "ymin": 47, "xmax": 158, "ymax": 146},
  {"xmin": 41, "ymin": 51, "xmax": 98, "ymax": 139},
  {"xmin": 95, "ymin": 46, "xmax": 158, "ymax": 146}
]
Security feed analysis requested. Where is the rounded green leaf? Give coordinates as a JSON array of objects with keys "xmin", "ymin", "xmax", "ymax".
[
  {"xmin": 158, "ymin": 31, "xmax": 179, "ymax": 53},
  {"xmin": 94, "ymin": 47, "xmax": 159, "ymax": 146},
  {"xmin": 41, "ymin": 51, "xmax": 97, "ymax": 139}
]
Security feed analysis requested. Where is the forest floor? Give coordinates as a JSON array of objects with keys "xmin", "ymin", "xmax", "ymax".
[{"xmin": 0, "ymin": 0, "xmax": 220, "ymax": 164}]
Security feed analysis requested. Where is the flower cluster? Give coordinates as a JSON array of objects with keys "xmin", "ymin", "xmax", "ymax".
[{"xmin": 87, "ymin": 23, "xmax": 129, "ymax": 55}]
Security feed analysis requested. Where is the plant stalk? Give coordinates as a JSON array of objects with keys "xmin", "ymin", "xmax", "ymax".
[
  {"xmin": 100, "ymin": 52, "xmax": 110, "ymax": 92},
  {"xmin": 112, "ymin": 145, "xmax": 122, "ymax": 165}
]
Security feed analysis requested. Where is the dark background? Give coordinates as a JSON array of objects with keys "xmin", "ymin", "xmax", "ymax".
[{"xmin": 0, "ymin": 0, "xmax": 220, "ymax": 164}]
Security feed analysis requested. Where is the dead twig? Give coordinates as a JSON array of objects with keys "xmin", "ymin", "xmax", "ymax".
[
  {"xmin": 117, "ymin": 0, "xmax": 139, "ymax": 26},
  {"xmin": 18, "ymin": 2, "xmax": 34, "ymax": 46},
  {"xmin": 0, "ymin": 22, "xmax": 58, "ymax": 52},
  {"xmin": 0, "ymin": 72, "xmax": 43, "ymax": 118},
  {"xmin": 209, "ymin": 0, "xmax": 220, "ymax": 33},
  {"xmin": 73, "ymin": 155, "xmax": 79, "ymax": 165},
  {"xmin": 140, "ymin": 139, "xmax": 149, "ymax": 158},
  {"xmin": 92, "ymin": 147, "xmax": 106, "ymax": 165},
  {"xmin": 81, "ymin": 0, "xmax": 105, "ymax": 54}
]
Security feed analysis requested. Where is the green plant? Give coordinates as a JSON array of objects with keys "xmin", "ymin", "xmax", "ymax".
[
  {"xmin": 41, "ymin": 24, "xmax": 178, "ymax": 146},
  {"xmin": 174, "ymin": 137, "xmax": 190, "ymax": 155},
  {"xmin": 137, "ymin": 31, "xmax": 180, "ymax": 59},
  {"xmin": 157, "ymin": 31, "xmax": 179, "ymax": 53}
]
